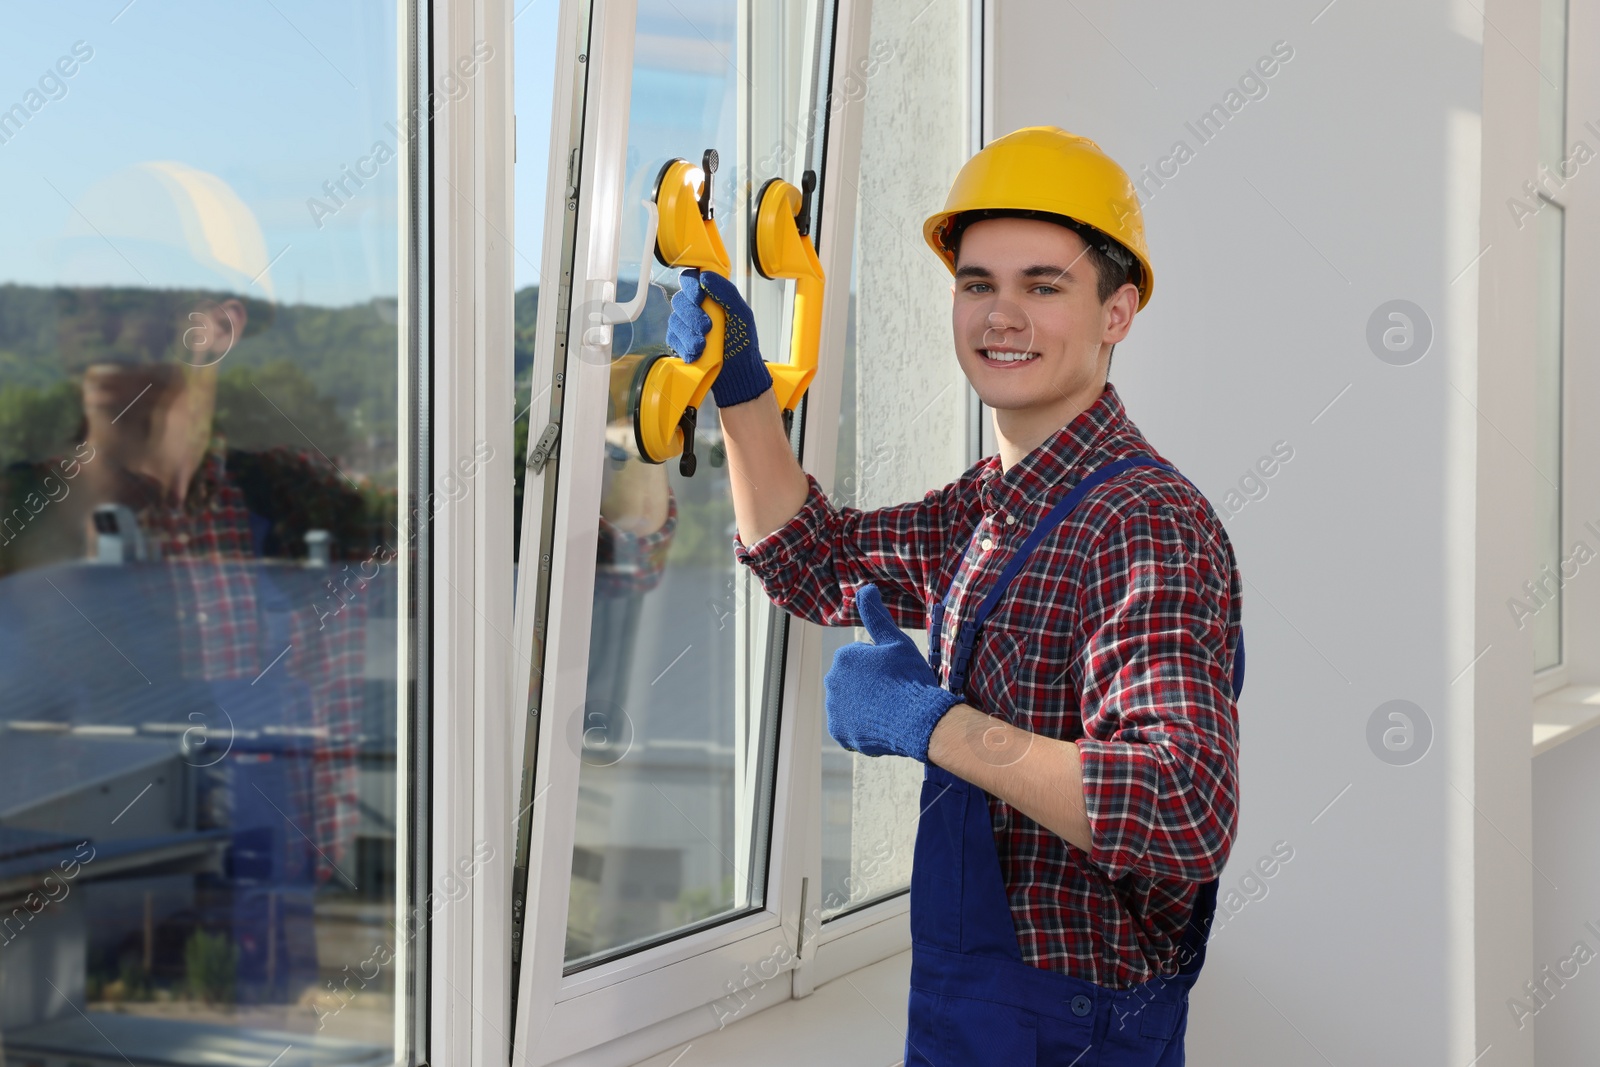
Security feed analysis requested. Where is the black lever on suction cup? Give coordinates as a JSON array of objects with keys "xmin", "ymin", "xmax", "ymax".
[
  {"xmin": 677, "ymin": 406, "xmax": 698, "ymax": 477},
  {"xmin": 796, "ymin": 169, "xmax": 817, "ymax": 238},
  {"xmin": 698, "ymin": 149, "xmax": 719, "ymax": 222}
]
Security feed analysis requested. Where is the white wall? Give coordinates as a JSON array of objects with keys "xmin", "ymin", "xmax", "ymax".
[
  {"xmin": 993, "ymin": 0, "xmax": 1539, "ymax": 1063},
  {"xmin": 1533, "ymin": 723, "xmax": 1600, "ymax": 1064}
]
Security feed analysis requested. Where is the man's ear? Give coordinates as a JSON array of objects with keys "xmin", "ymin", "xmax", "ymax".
[
  {"xmin": 220, "ymin": 298, "xmax": 248, "ymax": 337},
  {"xmin": 1102, "ymin": 282, "xmax": 1139, "ymax": 346}
]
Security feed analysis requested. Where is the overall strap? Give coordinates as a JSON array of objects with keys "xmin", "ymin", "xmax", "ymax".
[{"xmin": 929, "ymin": 456, "xmax": 1171, "ymax": 698}]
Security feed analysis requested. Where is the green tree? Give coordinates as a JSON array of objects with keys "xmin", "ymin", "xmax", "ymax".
[
  {"xmin": 0, "ymin": 380, "xmax": 80, "ymax": 469},
  {"xmin": 214, "ymin": 360, "xmax": 351, "ymax": 460}
]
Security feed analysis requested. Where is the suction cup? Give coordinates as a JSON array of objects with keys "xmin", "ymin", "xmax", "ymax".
[
  {"xmin": 629, "ymin": 350, "xmax": 673, "ymax": 465},
  {"xmin": 651, "ymin": 158, "xmax": 684, "ymax": 269},
  {"xmin": 750, "ymin": 177, "xmax": 786, "ymax": 281}
]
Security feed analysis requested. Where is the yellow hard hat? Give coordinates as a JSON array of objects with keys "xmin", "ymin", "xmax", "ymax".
[{"xmin": 923, "ymin": 126, "xmax": 1154, "ymax": 310}]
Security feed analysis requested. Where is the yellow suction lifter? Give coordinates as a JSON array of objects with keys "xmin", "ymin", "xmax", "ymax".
[
  {"xmin": 630, "ymin": 149, "xmax": 731, "ymax": 477},
  {"xmin": 751, "ymin": 170, "xmax": 824, "ymax": 437}
]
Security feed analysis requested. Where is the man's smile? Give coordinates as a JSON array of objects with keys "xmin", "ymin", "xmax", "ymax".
[{"xmin": 979, "ymin": 346, "xmax": 1041, "ymax": 366}]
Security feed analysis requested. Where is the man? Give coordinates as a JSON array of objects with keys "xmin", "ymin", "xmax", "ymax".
[{"xmin": 667, "ymin": 126, "xmax": 1244, "ymax": 1065}]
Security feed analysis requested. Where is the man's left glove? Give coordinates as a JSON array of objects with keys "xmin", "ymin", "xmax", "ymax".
[
  {"xmin": 824, "ymin": 584, "xmax": 963, "ymax": 762},
  {"xmin": 665, "ymin": 269, "xmax": 773, "ymax": 409}
]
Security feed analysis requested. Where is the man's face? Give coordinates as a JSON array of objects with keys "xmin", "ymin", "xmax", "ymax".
[
  {"xmin": 81, "ymin": 362, "xmax": 186, "ymax": 428},
  {"xmin": 950, "ymin": 216, "xmax": 1137, "ymax": 418},
  {"xmin": 77, "ymin": 298, "xmax": 240, "ymax": 435}
]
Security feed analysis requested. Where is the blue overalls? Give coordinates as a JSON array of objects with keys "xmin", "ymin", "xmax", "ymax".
[{"xmin": 909, "ymin": 456, "xmax": 1245, "ymax": 1066}]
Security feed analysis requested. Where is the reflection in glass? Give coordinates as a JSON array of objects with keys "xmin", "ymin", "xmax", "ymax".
[{"xmin": 0, "ymin": 8, "xmax": 412, "ymax": 1064}]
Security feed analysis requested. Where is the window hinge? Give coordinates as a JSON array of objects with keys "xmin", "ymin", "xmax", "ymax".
[{"xmin": 528, "ymin": 422, "xmax": 560, "ymax": 474}]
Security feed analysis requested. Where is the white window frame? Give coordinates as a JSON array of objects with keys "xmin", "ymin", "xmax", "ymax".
[
  {"xmin": 1525, "ymin": 0, "xmax": 1600, "ymax": 757},
  {"xmin": 430, "ymin": 0, "xmax": 519, "ymax": 1063}
]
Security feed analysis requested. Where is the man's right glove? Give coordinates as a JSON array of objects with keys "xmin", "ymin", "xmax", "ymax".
[
  {"xmin": 665, "ymin": 269, "xmax": 773, "ymax": 409},
  {"xmin": 824, "ymin": 584, "xmax": 963, "ymax": 762}
]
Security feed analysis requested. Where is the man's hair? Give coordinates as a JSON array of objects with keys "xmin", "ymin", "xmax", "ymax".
[
  {"xmin": 53, "ymin": 287, "xmax": 274, "ymax": 372},
  {"xmin": 943, "ymin": 208, "xmax": 1139, "ymax": 306}
]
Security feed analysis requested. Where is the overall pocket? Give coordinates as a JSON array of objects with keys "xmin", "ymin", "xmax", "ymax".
[
  {"xmin": 914, "ymin": 990, "xmax": 1039, "ymax": 1067},
  {"xmin": 908, "ymin": 771, "xmax": 966, "ymax": 952}
]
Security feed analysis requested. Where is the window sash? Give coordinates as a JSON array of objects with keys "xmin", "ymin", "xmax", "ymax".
[
  {"xmin": 491, "ymin": 0, "xmax": 998, "ymax": 1057},
  {"xmin": 501, "ymin": 0, "xmax": 901, "ymax": 1058}
]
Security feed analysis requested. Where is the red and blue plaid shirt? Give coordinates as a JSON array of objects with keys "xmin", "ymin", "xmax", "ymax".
[
  {"xmin": 734, "ymin": 382, "xmax": 1242, "ymax": 989},
  {"xmin": 135, "ymin": 449, "xmax": 367, "ymax": 888}
]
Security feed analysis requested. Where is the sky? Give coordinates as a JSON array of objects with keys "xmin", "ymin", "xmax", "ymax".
[
  {"xmin": 0, "ymin": 3, "xmax": 405, "ymax": 307},
  {"xmin": 513, "ymin": 0, "xmax": 559, "ymax": 293},
  {"xmin": 515, "ymin": 0, "xmax": 739, "ymax": 294},
  {"xmin": 0, "ymin": 1, "xmax": 745, "ymax": 306}
]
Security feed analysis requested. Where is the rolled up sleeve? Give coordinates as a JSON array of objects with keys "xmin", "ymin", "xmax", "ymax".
[
  {"xmin": 732, "ymin": 468, "xmax": 984, "ymax": 629},
  {"xmin": 1072, "ymin": 501, "xmax": 1241, "ymax": 884}
]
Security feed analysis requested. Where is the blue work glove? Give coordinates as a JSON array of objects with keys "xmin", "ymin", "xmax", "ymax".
[
  {"xmin": 824, "ymin": 584, "xmax": 963, "ymax": 762},
  {"xmin": 665, "ymin": 269, "xmax": 773, "ymax": 408}
]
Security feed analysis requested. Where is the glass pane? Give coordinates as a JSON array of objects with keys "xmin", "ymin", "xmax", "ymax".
[
  {"xmin": 559, "ymin": 0, "xmax": 829, "ymax": 969},
  {"xmin": 0, "ymin": 6, "xmax": 417, "ymax": 1063},
  {"xmin": 819, "ymin": 0, "xmax": 974, "ymax": 922},
  {"xmin": 1533, "ymin": 203, "xmax": 1564, "ymax": 671}
]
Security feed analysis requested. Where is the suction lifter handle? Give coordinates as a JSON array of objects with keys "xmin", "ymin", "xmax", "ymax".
[
  {"xmin": 630, "ymin": 151, "xmax": 731, "ymax": 475},
  {"xmin": 750, "ymin": 171, "xmax": 825, "ymax": 416}
]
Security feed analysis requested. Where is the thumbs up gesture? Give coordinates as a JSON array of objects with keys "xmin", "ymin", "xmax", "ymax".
[{"xmin": 823, "ymin": 584, "xmax": 963, "ymax": 762}]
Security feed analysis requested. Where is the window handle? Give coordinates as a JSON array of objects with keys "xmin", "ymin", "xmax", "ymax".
[{"xmin": 581, "ymin": 199, "xmax": 659, "ymax": 348}]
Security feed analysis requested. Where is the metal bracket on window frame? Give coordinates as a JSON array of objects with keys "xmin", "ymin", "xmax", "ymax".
[{"xmin": 527, "ymin": 422, "xmax": 561, "ymax": 475}]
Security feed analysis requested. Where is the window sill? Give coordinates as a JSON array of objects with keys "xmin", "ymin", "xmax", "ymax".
[
  {"xmin": 629, "ymin": 950, "xmax": 911, "ymax": 1067},
  {"xmin": 1532, "ymin": 685, "xmax": 1600, "ymax": 756}
]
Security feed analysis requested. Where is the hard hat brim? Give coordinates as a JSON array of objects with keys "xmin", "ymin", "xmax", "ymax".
[{"xmin": 924, "ymin": 208, "xmax": 1152, "ymax": 312}]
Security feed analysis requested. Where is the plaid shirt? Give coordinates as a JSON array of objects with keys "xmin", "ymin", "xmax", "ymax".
[
  {"xmin": 136, "ymin": 449, "xmax": 367, "ymax": 887},
  {"xmin": 733, "ymin": 382, "xmax": 1242, "ymax": 989}
]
